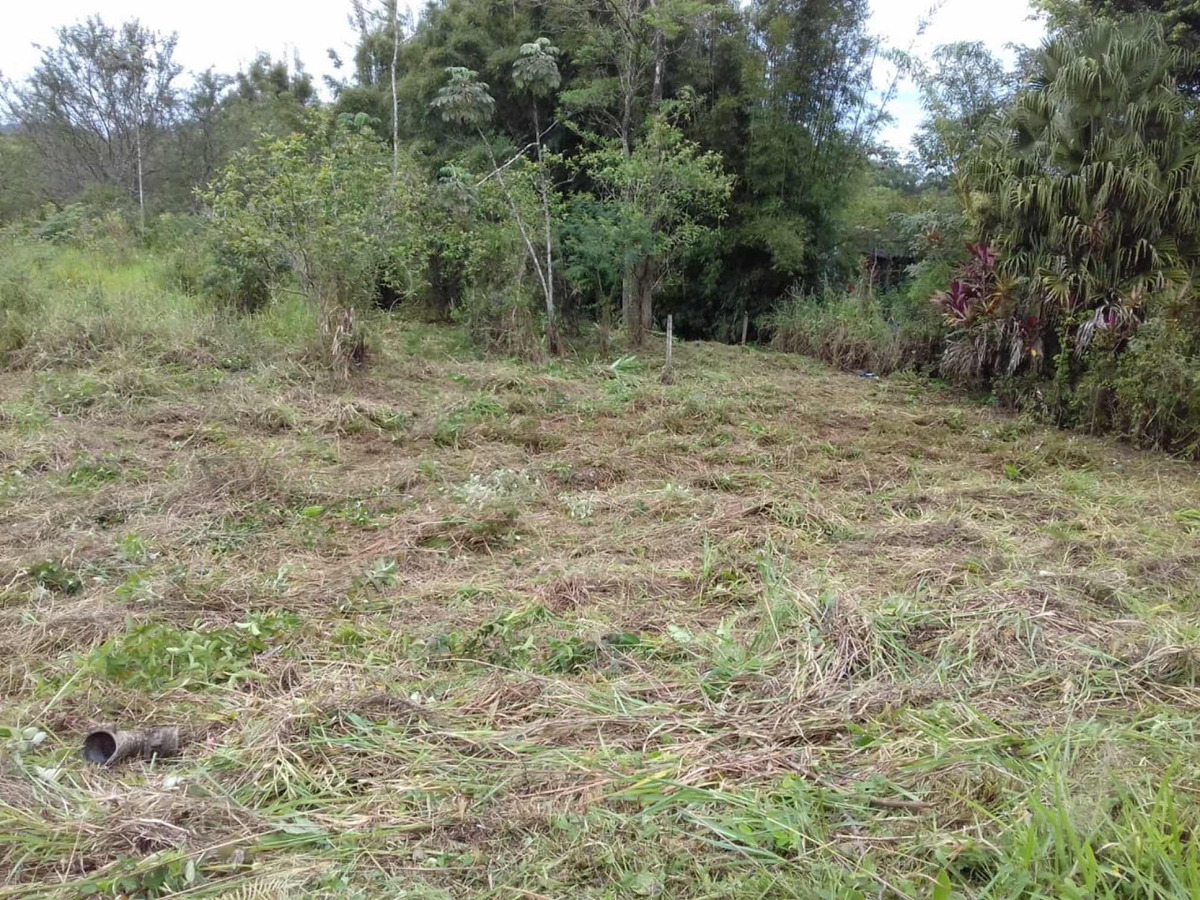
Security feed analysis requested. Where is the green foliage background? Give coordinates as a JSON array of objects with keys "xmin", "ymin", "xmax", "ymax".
[{"xmin": 4, "ymin": 0, "xmax": 1200, "ymax": 452}]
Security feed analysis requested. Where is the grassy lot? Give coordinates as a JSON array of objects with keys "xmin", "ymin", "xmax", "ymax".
[{"xmin": 3, "ymin": 307, "xmax": 1200, "ymax": 896}]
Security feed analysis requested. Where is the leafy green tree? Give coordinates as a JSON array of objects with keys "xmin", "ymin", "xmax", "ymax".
[
  {"xmin": 839, "ymin": 154, "xmax": 925, "ymax": 278},
  {"xmin": 743, "ymin": 0, "xmax": 875, "ymax": 257},
  {"xmin": 558, "ymin": 0, "xmax": 714, "ymax": 340},
  {"xmin": 692, "ymin": 0, "xmax": 875, "ymax": 332},
  {"xmin": 334, "ymin": 0, "xmax": 550, "ymax": 161},
  {"xmin": 582, "ymin": 105, "xmax": 733, "ymax": 344},
  {"xmin": 432, "ymin": 67, "xmax": 497, "ymax": 126},
  {"xmin": 912, "ymin": 42, "xmax": 1012, "ymax": 185},
  {"xmin": 560, "ymin": 193, "xmax": 626, "ymax": 320},
  {"xmin": 170, "ymin": 70, "xmax": 233, "ymax": 207},
  {"xmin": 513, "ymin": 36, "xmax": 563, "ymax": 95},
  {"xmin": 558, "ymin": 0, "xmax": 701, "ymax": 153},
  {"xmin": 164, "ymin": 54, "xmax": 317, "ymax": 212},
  {"xmin": 331, "ymin": 0, "xmax": 880, "ymax": 338}
]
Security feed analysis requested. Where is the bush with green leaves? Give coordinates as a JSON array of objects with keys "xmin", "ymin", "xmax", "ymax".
[
  {"xmin": 1064, "ymin": 300, "xmax": 1200, "ymax": 455},
  {"xmin": 431, "ymin": 50, "xmax": 567, "ymax": 356},
  {"xmin": 141, "ymin": 213, "xmax": 274, "ymax": 311},
  {"xmin": 201, "ymin": 111, "xmax": 430, "ymax": 373},
  {"xmin": 426, "ymin": 162, "xmax": 548, "ymax": 357},
  {"xmin": 1111, "ymin": 311, "xmax": 1200, "ymax": 454},
  {"xmin": 578, "ymin": 104, "xmax": 734, "ymax": 345}
]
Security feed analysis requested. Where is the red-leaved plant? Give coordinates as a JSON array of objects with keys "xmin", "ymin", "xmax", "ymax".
[
  {"xmin": 934, "ymin": 243, "xmax": 999, "ymax": 326},
  {"xmin": 933, "ymin": 243, "xmax": 1044, "ymax": 380}
]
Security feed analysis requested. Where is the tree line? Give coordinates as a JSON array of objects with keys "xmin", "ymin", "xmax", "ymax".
[
  {"xmin": 0, "ymin": 0, "xmax": 882, "ymax": 346},
  {"xmin": 3, "ymin": 0, "xmax": 1200, "ymax": 453}
]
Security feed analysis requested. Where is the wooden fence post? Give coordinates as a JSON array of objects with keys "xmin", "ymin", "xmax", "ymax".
[
  {"xmin": 741, "ymin": 312, "xmax": 749, "ymax": 346},
  {"xmin": 666, "ymin": 315, "xmax": 673, "ymax": 368}
]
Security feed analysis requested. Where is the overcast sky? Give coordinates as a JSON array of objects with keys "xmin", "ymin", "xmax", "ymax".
[{"xmin": 0, "ymin": 0, "xmax": 1046, "ymax": 150}]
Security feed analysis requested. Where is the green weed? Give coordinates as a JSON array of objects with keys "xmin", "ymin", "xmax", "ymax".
[
  {"xmin": 25, "ymin": 560, "xmax": 82, "ymax": 595},
  {"xmin": 90, "ymin": 612, "xmax": 300, "ymax": 690}
]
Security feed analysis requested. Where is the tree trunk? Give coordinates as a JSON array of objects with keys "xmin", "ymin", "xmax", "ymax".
[
  {"xmin": 135, "ymin": 121, "xmax": 145, "ymax": 235},
  {"xmin": 641, "ymin": 11, "xmax": 664, "ymax": 341},
  {"xmin": 535, "ymin": 108, "xmax": 560, "ymax": 355},
  {"xmin": 622, "ymin": 266, "xmax": 636, "ymax": 340},
  {"xmin": 626, "ymin": 258, "xmax": 656, "ymax": 347},
  {"xmin": 391, "ymin": 1, "xmax": 401, "ymax": 184},
  {"xmin": 637, "ymin": 257, "xmax": 656, "ymax": 341},
  {"xmin": 619, "ymin": 71, "xmax": 638, "ymax": 343},
  {"xmin": 619, "ymin": 45, "xmax": 635, "ymax": 158},
  {"xmin": 649, "ymin": 0, "xmax": 664, "ymax": 106}
]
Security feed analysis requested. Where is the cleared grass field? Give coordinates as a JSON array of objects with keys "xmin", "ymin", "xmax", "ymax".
[{"xmin": 3, "ymin": 308, "xmax": 1200, "ymax": 896}]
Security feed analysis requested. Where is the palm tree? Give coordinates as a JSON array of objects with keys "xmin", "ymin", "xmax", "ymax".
[{"xmin": 940, "ymin": 16, "xmax": 1200, "ymax": 380}]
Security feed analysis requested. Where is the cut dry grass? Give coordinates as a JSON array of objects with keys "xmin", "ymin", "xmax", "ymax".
[{"xmin": 2, "ymin": 320, "xmax": 1200, "ymax": 897}]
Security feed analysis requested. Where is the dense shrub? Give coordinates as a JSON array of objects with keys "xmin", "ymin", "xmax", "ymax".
[
  {"xmin": 144, "ymin": 214, "xmax": 274, "ymax": 311},
  {"xmin": 201, "ymin": 111, "xmax": 430, "ymax": 374},
  {"xmin": 197, "ymin": 245, "xmax": 275, "ymax": 314},
  {"xmin": 1111, "ymin": 313, "xmax": 1200, "ymax": 454},
  {"xmin": 427, "ymin": 162, "xmax": 549, "ymax": 359},
  {"xmin": 1063, "ymin": 302, "xmax": 1200, "ymax": 455}
]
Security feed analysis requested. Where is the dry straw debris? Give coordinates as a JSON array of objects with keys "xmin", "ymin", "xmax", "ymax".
[{"xmin": 2, "ymin": 325, "xmax": 1200, "ymax": 896}]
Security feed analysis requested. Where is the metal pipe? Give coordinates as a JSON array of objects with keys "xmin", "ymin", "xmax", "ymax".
[{"xmin": 83, "ymin": 726, "xmax": 180, "ymax": 766}]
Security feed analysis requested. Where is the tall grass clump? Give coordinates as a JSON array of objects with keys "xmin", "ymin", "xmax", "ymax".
[
  {"xmin": 0, "ymin": 237, "xmax": 201, "ymax": 367},
  {"xmin": 0, "ymin": 229, "xmax": 318, "ymax": 371},
  {"xmin": 766, "ymin": 282, "xmax": 943, "ymax": 375}
]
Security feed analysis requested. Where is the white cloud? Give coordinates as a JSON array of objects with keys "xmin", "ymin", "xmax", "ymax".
[
  {"xmin": 869, "ymin": 0, "xmax": 1047, "ymax": 150},
  {"xmin": 0, "ymin": 0, "xmax": 367, "ymax": 91}
]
